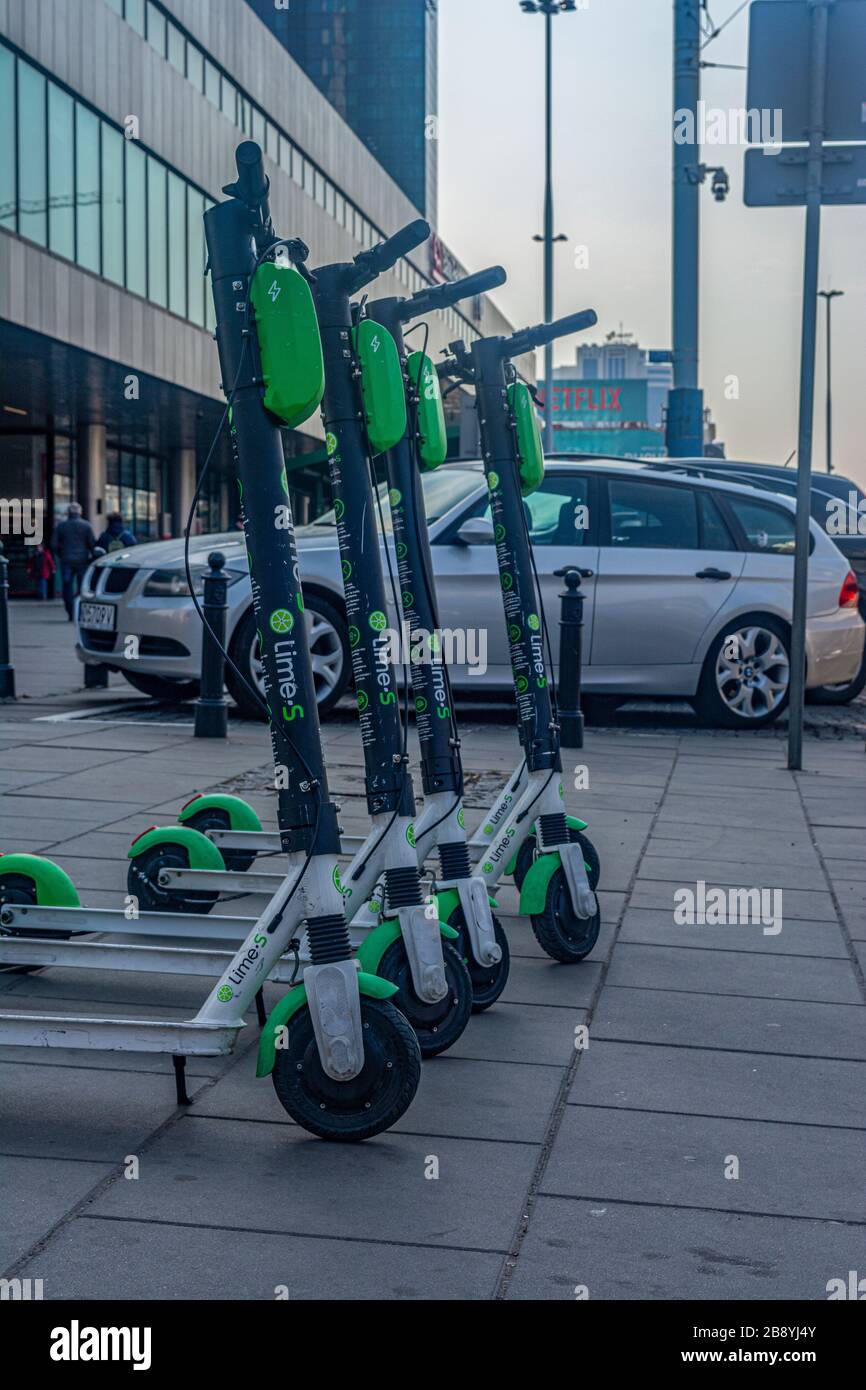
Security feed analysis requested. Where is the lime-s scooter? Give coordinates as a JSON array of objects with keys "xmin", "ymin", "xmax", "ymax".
[{"xmin": 437, "ymin": 308, "xmax": 602, "ymax": 962}]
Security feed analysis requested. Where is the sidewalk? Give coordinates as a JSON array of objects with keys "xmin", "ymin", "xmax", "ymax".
[{"xmin": 1, "ymin": 612, "xmax": 865, "ymax": 1299}]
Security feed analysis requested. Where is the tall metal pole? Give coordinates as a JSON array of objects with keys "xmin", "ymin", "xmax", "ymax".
[
  {"xmin": 788, "ymin": 0, "xmax": 830, "ymax": 772},
  {"xmin": 667, "ymin": 0, "xmax": 704, "ymax": 457},
  {"xmin": 818, "ymin": 288, "xmax": 843, "ymax": 474},
  {"xmin": 543, "ymin": 9, "xmax": 555, "ymax": 452}
]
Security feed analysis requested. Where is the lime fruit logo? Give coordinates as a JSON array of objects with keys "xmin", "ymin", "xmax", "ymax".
[
  {"xmin": 495, "ymin": 524, "xmax": 506, "ymax": 543},
  {"xmin": 357, "ymin": 690, "xmax": 369, "ymax": 712},
  {"xmin": 332, "ymin": 864, "xmax": 343, "ymax": 894},
  {"xmin": 482, "ymin": 861, "xmax": 494, "ymax": 875},
  {"xmin": 528, "ymin": 613, "xmax": 540, "ymax": 631},
  {"xmin": 401, "ymin": 591, "xmax": 414, "ymax": 610},
  {"xmin": 342, "ymin": 559, "xmax": 352, "ymax": 581},
  {"xmin": 326, "ymin": 432, "xmax": 338, "ymax": 456},
  {"xmin": 508, "ymin": 623, "xmax": 521, "ymax": 643},
  {"xmin": 269, "ymin": 609, "xmax": 294, "ymax": 634},
  {"xmin": 415, "ymin": 696, "xmax": 428, "ymax": 714},
  {"xmin": 406, "ymin": 825, "xmax": 416, "ymax": 849},
  {"xmin": 482, "ymin": 823, "xmax": 493, "ymax": 835},
  {"xmin": 388, "ymin": 488, "xmax": 402, "ymax": 507},
  {"xmin": 334, "ymin": 498, "xmax": 345, "ymax": 521},
  {"xmin": 501, "ymin": 572, "xmax": 513, "ymax": 591},
  {"xmin": 369, "ymin": 610, "xmax": 387, "ymax": 632},
  {"xmin": 488, "ymin": 471, "xmax": 499, "ymax": 491},
  {"xmin": 217, "ymin": 986, "xmax": 233, "ymax": 1003},
  {"xmin": 396, "ymin": 542, "xmax": 407, "ymax": 560},
  {"xmin": 516, "ymin": 675, "xmax": 529, "ymax": 693},
  {"xmin": 348, "ymin": 625, "xmax": 360, "ymax": 648},
  {"xmin": 457, "ymin": 808, "xmax": 465, "ymax": 829}
]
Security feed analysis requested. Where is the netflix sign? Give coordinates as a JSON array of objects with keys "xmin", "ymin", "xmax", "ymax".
[{"xmin": 535, "ymin": 379, "xmax": 649, "ymax": 426}]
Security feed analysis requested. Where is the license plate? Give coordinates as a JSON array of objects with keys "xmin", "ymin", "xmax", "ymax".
[{"xmin": 79, "ymin": 602, "xmax": 117, "ymax": 632}]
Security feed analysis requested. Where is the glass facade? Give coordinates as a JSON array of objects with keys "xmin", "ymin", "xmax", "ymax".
[
  {"xmin": 0, "ymin": 40, "xmax": 215, "ymax": 331},
  {"xmin": 105, "ymin": 447, "xmax": 161, "ymax": 539}
]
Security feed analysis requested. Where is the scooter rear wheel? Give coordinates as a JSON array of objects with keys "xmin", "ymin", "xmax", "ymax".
[
  {"xmin": 271, "ymin": 997, "xmax": 421, "ymax": 1141},
  {"xmin": 182, "ymin": 808, "xmax": 256, "ymax": 873},
  {"xmin": 513, "ymin": 828, "xmax": 600, "ymax": 893},
  {"xmin": 377, "ymin": 938, "xmax": 473, "ymax": 1057},
  {"xmin": 530, "ymin": 866, "xmax": 601, "ymax": 963},
  {"xmin": 0, "ymin": 873, "xmax": 75, "ymax": 942},
  {"xmin": 127, "ymin": 844, "xmax": 218, "ymax": 916},
  {"xmin": 448, "ymin": 907, "xmax": 510, "ymax": 1012}
]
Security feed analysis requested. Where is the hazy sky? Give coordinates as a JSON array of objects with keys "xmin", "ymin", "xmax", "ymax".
[{"xmin": 438, "ymin": 0, "xmax": 865, "ymax": 485}]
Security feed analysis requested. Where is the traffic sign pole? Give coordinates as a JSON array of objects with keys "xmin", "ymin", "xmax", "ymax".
[{"xmin": 787, "ymin": 0, "xmax": 831, "ymax": 772}]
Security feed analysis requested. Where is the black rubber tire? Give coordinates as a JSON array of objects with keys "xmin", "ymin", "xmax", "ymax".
[
  {"xmin": 121, "ymin": 671, "xmax": 200, "ymax": 702},
  {"xmin": 530, "ymin": 866, "xmax": 601, "ymax": 963},
  {"xmin": 376, "ymin": 937, "xmax": 473, "ymax": 1057},
  {"xmin": 513, "ymin": 828, "xmax": 601, "ymax": 893},
  {"xmin": 448, "ymin": 907, "xmax": 510, "ymax": 1012},
  {"xmin": 126, "ymin": 844, "xmax": 218, "ymax": 916},
  {"xmin": 0, "ymin": 873, "xmax": 76, "ymax": 943},
  {"xmin": 183, "ymin": 808, "xmax": 256, "ymax": 873},
  {"xmin": 694, "ymin": 615, "xmax": 791, "ymax": 729},
  {"xmin": 807, "ymin": 649, "xmax": 866, "ymax": 705},
  {"xmin": 271, "ymin": 996, "xmax": 421, "ymax": 1141},
  {"xmin": 227, "ymin": 594, "xmax": 351, "ymax": 720}
]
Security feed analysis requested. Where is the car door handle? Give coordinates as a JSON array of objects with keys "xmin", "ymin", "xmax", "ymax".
[{"xmin": 695, "ymin": 567, "xmax": 732, "ymax": 581}]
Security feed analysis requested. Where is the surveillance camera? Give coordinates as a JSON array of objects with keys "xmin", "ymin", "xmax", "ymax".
[{"xmin": 711, "ymin": 169, "xmax": 730, "ymax": 203}]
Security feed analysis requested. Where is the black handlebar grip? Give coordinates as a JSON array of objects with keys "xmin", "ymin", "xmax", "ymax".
[
  {"xmin": 507, "ymin": 308, "xmax": 598, "ymax": 358},
  {"xmin": 235, "ymin": 142, "xmax": 269, "ymax": 210},
  {"xmin": 350, "ymin": 218, "xmax": 430, "ymax": 291},
  {"xmin": 402, "ymin": 265, "xmax": 507, "ymax": 321}
]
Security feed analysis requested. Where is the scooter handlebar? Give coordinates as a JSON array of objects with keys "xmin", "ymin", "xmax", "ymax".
[
  {"xmin": 402, "ymin": 265, "xmax": 507, "ymax": 321},
  {"xmin": 233, "ymin": 142, "xmax": 271, "ymax": 219},
  {"xmin": 348, "ymin": 218, "xmax": 430, "ymax": 292},
  {"xmin": 505, "ymin": 309, "xmax": 598, "ymax": 359}
]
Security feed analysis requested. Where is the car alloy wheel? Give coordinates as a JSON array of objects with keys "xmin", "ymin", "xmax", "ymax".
[
  {"xmin": 248, "ymin": 601, "xmax": 346, "ymax": 711},
  {"xmin": 714, "ymin": 624, "xmax": 790, "ymax": 720}
]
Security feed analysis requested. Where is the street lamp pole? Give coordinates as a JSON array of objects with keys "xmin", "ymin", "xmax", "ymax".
[
  {"xmin": 521, "ymin": 0, "xmax": 576, "ymax": 452},
  {"xmin": 818, "ymin": 289, "xmax": 843, "ymax": 475}
]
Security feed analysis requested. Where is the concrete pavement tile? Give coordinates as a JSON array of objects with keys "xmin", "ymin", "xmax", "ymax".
[
  {"xmin": 447, "ymin": 1001, "xmax": 587, "ymax": 1065},
  {"xmin": 618, "ymin": 906, "xmax": 848, "ymax": 956},
  {"xmin": 626, "ymin": 880, "xmax": 837, "ymax": 922},
  {"xmin": 501, "ymin": 955, "xmax": 605, "ymax": 1008},
  {"xmin": 506, "ymin": 1196, "xmax": 863, "ymax": 1300},
  {"xmin": 17, "ymin": 1215, "xmax": 503, "ymax": 1299},
  {"xmin": 636, "ymin": 857, "xmax": 821, "ymax": 890},
  {"xmin": 540, "ymin": 1105, "xmax": 866, "ymax": 1223},
  {"xmin": 88, "ymin": 1114, "xmax": 537, "ymax": 1252},
  {"xmin": 0, "ymin": 1155, "xmax": 113, "ymax": 1269},
  {"xmin": 606, "ymin": 943, "xmax": 862, "ymax": 1005},
  {"xmin": 592, "ymin": 985, "xmax": 866, "ymax": 1060},
  {"xmin": 567, "ymin": 1040, "xmax": 866, "ymax": 1127}
]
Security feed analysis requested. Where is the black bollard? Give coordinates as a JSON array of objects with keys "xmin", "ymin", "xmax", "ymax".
[
  {"xmin": 555, "ymin": 565, "xmax": 592, "ymax": 749},
  {"xmin": 0, "ymin": 542, "xmax": 16, "ymax": 700},
  {"xmin": 194, "ymin": 551, "xmax": 229, "ymax": 739}
]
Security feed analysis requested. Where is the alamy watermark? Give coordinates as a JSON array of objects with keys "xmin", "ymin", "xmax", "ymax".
[
  {"xmin": 674, "ymin": 102, "xmax": 783, "ymax": 154},
  {"xmin": 0, "ymin": 497, "xmax": 43, "ymax": 545},
  {"xmin": 378, "ymin": 621, "xmax": 488, "ymax": 677},
  {"xmin": 674, "ymin": 880, "xmax": 782, "ymax": 936}
]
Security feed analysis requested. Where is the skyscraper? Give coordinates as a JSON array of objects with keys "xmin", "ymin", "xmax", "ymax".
[{"xmin": 245, "ymin": 0, "xmax": 438, "ymax": 223}]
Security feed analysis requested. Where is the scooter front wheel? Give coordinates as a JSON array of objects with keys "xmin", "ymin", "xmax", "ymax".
[
  {"xmin": 513, "ymin": 828, "xmax": 601, "ymax": 893},
  {"xmin": 127, "ymin": 844, "xmax": 218, "ymax": 916},
  {"xmin": 448, "ymin": 906, "xmax": 510, "ymax": 1012},
  {"xmin": 530, "ymin": 866, "xmax": 601, "ymax": 963},
  {"xmin": 377, "ymin": 938, "xmax": 473, "ymax": 1057},
  {"xmin": 271, "ymin": 997, "xmax": 421, "ymax": 1141},
  {"xmin": 181, "ymin": 808, "xmax": 256, "ymax": 873}
]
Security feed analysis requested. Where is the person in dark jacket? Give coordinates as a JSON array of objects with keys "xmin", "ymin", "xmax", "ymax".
[
  {"xmin": 96, "ymin": 511, "xmax": 137, "ymax": 554},
  {"xmin": 51, "ymin": 502, "xmax": 97, "ymax": 620}
]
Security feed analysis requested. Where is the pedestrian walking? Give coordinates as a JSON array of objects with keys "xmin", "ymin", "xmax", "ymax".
[
  {"xmin": 51, "ymin": 502, "xmax": 97, "ymax": 621},
  {"xmin": 96, "ymin": 510, "xmax": 137, "ymax": 553},
  {"xmin": 28, "ymin": 543, "xmax": 56, "ymax": 600}
]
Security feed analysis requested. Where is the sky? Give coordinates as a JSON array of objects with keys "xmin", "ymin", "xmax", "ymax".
[{"xmin": 437, "ymin": 0, "xmax": 865, "ymax": 485}]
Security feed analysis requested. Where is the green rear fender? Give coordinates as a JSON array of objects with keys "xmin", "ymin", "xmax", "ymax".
[
  {"xmin": 355, "ymin": 915, "xmax": 459, "ymax": 978},
  {"xmin": 178, "ymin": 794, "xmax": 263, "ymax": 833},
  {"xmin": 518, "ymin": 851, "xmax": 562, "ymax": 916},
  {"xmin": 256, "ymin": 971, "xmax": 398, "ymax": 1078},
  {"xmin": 0, "ymin": 853, "xmax": 80, "ymax": 907},
  {"xmin": 127, "ymin": 825, "xmax": 226, "ymax": 871}
]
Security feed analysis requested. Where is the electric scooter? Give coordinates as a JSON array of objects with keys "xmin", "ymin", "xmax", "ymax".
[
  {"xmin": 0, "ymin": 143, "xmax": 423, "ymax": 1144},
  {"xmin": 434, "ymin": 308, "xmax": 603, "ymax": 962}
]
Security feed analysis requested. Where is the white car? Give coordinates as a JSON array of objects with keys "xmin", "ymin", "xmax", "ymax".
[{"xmin": 76, "ymin": 460, "xmax": 865, "ymax": 729}]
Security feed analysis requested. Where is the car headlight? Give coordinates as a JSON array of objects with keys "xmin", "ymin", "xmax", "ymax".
[{"xmin": 142, "ymin": 566, "xmax": 245, "ymax": 598}]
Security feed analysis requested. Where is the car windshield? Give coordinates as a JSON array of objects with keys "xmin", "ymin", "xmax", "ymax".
[{"xmin": 312, "ymin": 465, "xmax": 483, "ymax": 535}]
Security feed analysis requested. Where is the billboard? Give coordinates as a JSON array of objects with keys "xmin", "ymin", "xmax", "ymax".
[{"xmin": 537, "ymin": 378, "xmax": 666, "ymax": 457}]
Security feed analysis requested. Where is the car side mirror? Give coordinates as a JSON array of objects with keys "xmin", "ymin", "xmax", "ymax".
[{"xmin": 454, "ymin": 517, "xmax": 495, "ymax": 546}]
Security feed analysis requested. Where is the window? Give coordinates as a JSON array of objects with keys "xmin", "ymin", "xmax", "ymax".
[
  {"xmin": 48, "ymin": 84, "xmax": 74, "ymax": 259},
  {"xmin": 221, "ymin": 77, "xmax": 237, "ymax": 124},
  {"xmin": 146, "ymin": 2, "xmax": 166, "ymax": 57},
  {"xmin": 265, "ymin": 122, "xmax": 278, "ymax": 161},
  {"xmin": 291, "ymin": 145, "xmax": 303, "ymax": 185},
  {"xmin": 252, "ymin": 109, "xmax": 265, "ymax": 146},
  {"xmin": 125, "ymin": 0, "xmax": 145, "ymax": 36},
  {"xmin": 302, "ymin": 158, "xmax": 314, "ymax": 195},
  {"xmin": 278, "ymin": 135, "xmax": 291, "ymax": 175},
  {"xmin": 18, "ymin": 63, "xmax": 47, "ymax": 246},
  {"xmin": 0, "ymin": 47, "xmax": 14, "ymax": 230},
  {"xmin": 186, "ymin": 44, "xmax": 203, "ymax": 92},
  {"xmin": 204, "ymin": 60, "xmax": 220, "ymax": 108},
  {"xmin": 104, "ymin": 0, "xmax": 123, "ymax": 12},
  {"xmin": 101, "ymin": 122, "xmax": 125, "ymax": 285},
  {"xmin": 335, "ymin": 192, "xmax": 345, "ymax": 227},
  {"xmin": 608, "ymin": 478, "xmax": 698, "ymax": 550},
  {"xmin": 698, "ymin": 491, "xmax": 736, "ymax": 551},
  {"xmin": 240, "ymin": 97, "xmax": 251, "ymax": 135},
  {"xmin": 167, "ymin": 22, "xmax": 185, "ymax": 74},
  {"xmin": 725, "ymin": 496, "xmax": 797, "ymax": 555},
  {"xmin": 526, "ymin": 478, "xmax": 591, "ymax": 546},
  {"xmin": 146, "ymin": 156, "xmax": 167, "ymax": 307},
  {"xmin": 124, "ymin": 139, "xmax": 146, "ymax": 295},
  {"xmin": 186, "ymin": 186, "xmax": 205, "ymax": 326},
  {"xmin": 75, "ymin": 104, "xmax": 100, "ymax": 273},
  {"xmin": 167, "ymin": 170, "xmax": 187, "ymax": 316}
]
